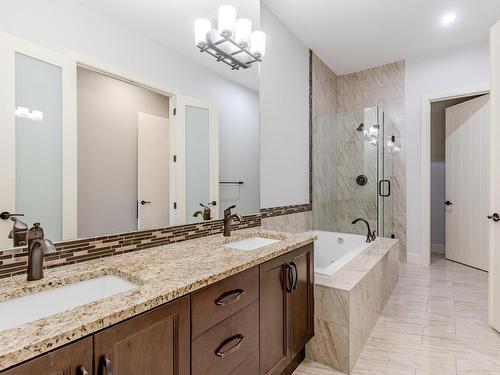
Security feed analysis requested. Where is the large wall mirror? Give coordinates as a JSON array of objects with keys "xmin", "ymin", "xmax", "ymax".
[{"xmin": 0, "ymin": 0, "xmax": 260, "ymax": 248}]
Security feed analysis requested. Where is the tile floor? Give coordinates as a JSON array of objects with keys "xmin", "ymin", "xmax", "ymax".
[{"xmin": 294, "ymin": 255, "xmax": 500, "ymax": 375}]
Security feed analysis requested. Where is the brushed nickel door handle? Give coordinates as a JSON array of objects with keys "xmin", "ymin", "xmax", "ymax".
[
  {"xmin": 215, "ymin": 289, "xmax": 245, "ymax": 306},
  {"xmin": 215, "ymin": 334, "xmax": 245, "ymax": 358},
  {"xmin": 77, "ymin": 366, "xmax": 89, "ymax": 375}
]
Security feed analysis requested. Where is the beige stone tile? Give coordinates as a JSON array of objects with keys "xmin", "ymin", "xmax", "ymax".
[{"xmin": 307, "ymin": 320, "xmax": 350, "ymax": 373}]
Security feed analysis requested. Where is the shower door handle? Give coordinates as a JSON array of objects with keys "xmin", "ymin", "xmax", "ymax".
[{"xmin": 378, "ymin": 180, "xmax": 391, "ymax": 197}]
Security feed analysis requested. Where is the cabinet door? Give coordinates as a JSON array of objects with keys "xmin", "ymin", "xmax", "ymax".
[
  {"xmin": 94, "ymin": 296, "xmax": 190, "ymax": 375},
  {"xmin": 289, "ymin": 244, "xmax": 314, "ymax": 357},
  {"xmin": 2, "ymin": 337, "xmax": 92, "ymax": 375},
  {"xmin": 259, "ymin": 253, "xmax": 290, "ymax": 375}
]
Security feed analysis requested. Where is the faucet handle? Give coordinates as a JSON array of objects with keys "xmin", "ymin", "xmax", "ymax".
[
  {"xmin": 225, "ymin": 204, "xmax": 236, "ymax": 211},
  {"xmin": 0, "ymin": 212, "xmax": 24, "ymax": 220}
]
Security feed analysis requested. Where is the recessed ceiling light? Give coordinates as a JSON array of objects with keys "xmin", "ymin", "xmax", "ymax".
[{"xmin": 441, "ymin": 13, "xmax": 457, "ymax": 26}]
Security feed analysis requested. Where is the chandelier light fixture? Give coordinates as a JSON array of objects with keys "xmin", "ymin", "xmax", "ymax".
[{"xmin": 194, "ymin": 5, "xmax": 266, "ymax": 70}]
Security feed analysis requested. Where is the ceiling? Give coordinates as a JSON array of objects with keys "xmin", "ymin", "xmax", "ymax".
[
  {"xmin": 263, "ymin": 0, "xmax": 500, "ymax": 75},
  {"xmin": 77, "ymin": 0, "xmax": 260, "ymax": 91}
]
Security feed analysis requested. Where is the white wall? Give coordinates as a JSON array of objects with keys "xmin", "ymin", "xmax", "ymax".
[
  {"xmin": 0, "ymin": 0, "xmax": 260, "ymax": 216},
  {"xmin": 259, "ymin": 4, "xmax": 310, "ymax": 208},
  {"xmin": 405, "ymin": 41, "xmax": 490, "ymax": 256}
]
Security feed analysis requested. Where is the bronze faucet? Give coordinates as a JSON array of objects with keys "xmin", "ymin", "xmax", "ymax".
[
  {"xmin": 352, "ymin": 218, "xmax": 376, "ymax": 243},
  {"xmin": 26, "ymin": 223, "xmax": 56, "ymax": 281},
  {"xmin": 8, "ymin": 217, "xmax": 28, "ymax": 247},
  {"xmin": 223, "ymin": 205, "xmax": 243, "ymax": 237},
  {"xmin": 193, "ymin": 201, "xmax": 217, "ymax": 221}
]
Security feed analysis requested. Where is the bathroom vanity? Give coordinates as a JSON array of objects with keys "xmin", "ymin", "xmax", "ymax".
[{"xmin": 0, "ymin": 231, "xmax": 315, "ymax": 375}]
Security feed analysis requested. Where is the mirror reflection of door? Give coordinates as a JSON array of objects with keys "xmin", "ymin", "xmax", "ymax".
[
  {"xmin": 137, "ymin": 113, "xmax": 170, "ymax": 230},
  {"xmin": 172, "ymin": 96, "xmax": 219, "ymax": 225},
  {"xmin": 0, "ymin": 35, "xmax": 64, "ymax": 248}
]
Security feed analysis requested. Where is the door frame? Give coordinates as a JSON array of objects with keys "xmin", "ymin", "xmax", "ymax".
[
  {"xmin": 62, "ymin": 50, "xmax": 177, "ymax": 237},
  {"xmin": 419, "ymin": 85, "xmax": 490, "ymax": 266}
]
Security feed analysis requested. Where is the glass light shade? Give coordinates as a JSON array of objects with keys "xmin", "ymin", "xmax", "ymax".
[
  {"xmin": 15, "ymin": 106, "xmax": 30, "ymax": 118},
  {"xmin": 235, "ymin": 18, "xmax": 252, "ymax": 48},
  {"xmin": 194, "ymin": 19, "xmax": 212, "ymax": 47},
  {"xmin": 250, "ymin": 31, "xmax": 266, "ymax": 58},
  {"xmin": 218, "ymin": 5, "xmax": 237, "ymax": 37}
]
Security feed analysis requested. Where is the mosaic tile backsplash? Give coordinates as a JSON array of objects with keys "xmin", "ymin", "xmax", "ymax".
[{"xmin": 0, "ymin": 214, "xmax": 261, "ymax": 279}]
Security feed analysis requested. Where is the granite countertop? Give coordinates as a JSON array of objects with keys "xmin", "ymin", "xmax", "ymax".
[{"xmin": 0, "ymin": 229, "xmax": 316, "ymax": 371}]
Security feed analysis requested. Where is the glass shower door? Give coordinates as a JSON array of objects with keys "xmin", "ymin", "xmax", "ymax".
[{"xmin": 377, "ymin": 110, "xmax": 398, "ymax": 239}]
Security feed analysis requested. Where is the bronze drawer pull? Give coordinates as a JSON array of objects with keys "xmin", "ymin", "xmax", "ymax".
[
  {"xmin": 290, "ymin": 262, "xmax": 298, "ymax": 291},
  {"xmin": 285, "ymin": 264, "xmax": 293, "ymax": 293},
  {"xmin": 101, "ymin": 355, "xmax": 112, "ymax": 375},
  {"xmin": 215, "ymin": 289, "xmax": 245, "ymax": 306},
  {"xmin": 77, "ymin": 366, "xmax": 89, "ymax": 375},
  {"xmin": 215, "ymin": 334, "xmax": 246, "ymax": 358}
]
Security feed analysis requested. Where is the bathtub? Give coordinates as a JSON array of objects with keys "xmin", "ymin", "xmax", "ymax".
[
  {"xmin": 308, "ymin": 231, "xmax": 400, "ymax": 373},
  {"xmin": 314, "ymin": 230, "xmax": 371, "ymax": 275}
]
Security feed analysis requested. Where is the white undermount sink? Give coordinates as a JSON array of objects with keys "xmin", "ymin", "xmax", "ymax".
[
  {"xmin": 224, "ymin": 236, "xmax": 281, "ymax": 251},
  {"xmin": 0, "ymin": 275, "xmax": 138, "ymax": 332}
]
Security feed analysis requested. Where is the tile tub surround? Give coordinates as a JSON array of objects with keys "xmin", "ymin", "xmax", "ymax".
[
  {"xmin": 311, "ymin": 53, "xmax": 407, "ymax": 262},
  {"xmin": 0, "ymin": 229, "xmax": 316, "ymax": 370},
  {"xmin": 0, "ymin": 214, "xmax": 261, "ymax": 279},
  {"xmin": 306, "ymin": 238, "xmax": 399, "ymax": 373}
]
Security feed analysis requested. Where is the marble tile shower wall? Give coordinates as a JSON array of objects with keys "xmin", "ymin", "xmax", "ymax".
[{"xmin": 312, "ymin": 54, "xmax": 407, "ymax": 260}]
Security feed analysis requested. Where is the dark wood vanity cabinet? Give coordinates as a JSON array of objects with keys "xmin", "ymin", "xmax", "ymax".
[
  {"xmin": 2, "ymin": 337, "xmax": 92, "ymax": 375},
  {"xmin": 259, "ymin": 244, "xmax": 314, "ymax": 375},
  {"xmin": 94, "ymin": 295, "xmax": 190, "ymax": 375},
  {"xmin": 1, "ymin": 244, "xmax": 314, "ymax": 375}
]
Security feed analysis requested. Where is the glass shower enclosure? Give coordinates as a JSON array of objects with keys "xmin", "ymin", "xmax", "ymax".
[{"xmin": 312, "ymin": 105, "xmax": 399, "ymax": 238}]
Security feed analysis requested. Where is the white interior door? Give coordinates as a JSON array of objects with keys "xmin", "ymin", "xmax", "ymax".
[
  {"xmin": 171, "ymin": 95, "xmax": 219, "ymax": 225},
  {"xmin": 138, "ymin": 112, "xmax": 170, "ymax": 230},
  {"xmin": 445, "ymin": 95, "xmax": 490, "ymax": 271},
  {"xmin": 489, "ymin": 20, "xmax": 500, "ymax": 332}
]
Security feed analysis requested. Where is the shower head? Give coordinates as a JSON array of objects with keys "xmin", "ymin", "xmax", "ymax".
[{"xmin": 356, "ymin": 123, "xmax": 364, "ymax": 132}]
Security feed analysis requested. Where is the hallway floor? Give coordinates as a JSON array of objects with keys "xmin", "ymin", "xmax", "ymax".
[{"xmin": 294, "ymin": 255, "xmax": 500, "ymax": 374}]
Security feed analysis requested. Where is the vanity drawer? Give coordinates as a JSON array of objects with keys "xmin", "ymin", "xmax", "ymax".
[
  {"xmin": 191, "ymin": 266, "xmax": 258, "ymax": 337},
  {"xmin": 228, "ymin": 351, "xmax": 259, "ymax": 375},
  {"xmin": 191, "ymin": 300, "xmax": 259, "ymax": 375}
]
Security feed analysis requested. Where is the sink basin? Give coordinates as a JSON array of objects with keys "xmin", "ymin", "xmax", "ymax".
[
  {"xmin": 0, "ymin": 275, "xmax": 138, "ymax": 332},
  {"xmin": 224, "ymin": 236, "xmax": 281, "ymax": 251}
]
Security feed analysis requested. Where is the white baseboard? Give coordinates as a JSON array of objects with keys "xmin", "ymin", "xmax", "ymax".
[
  {"xmin": 407, "ymin": 252, "xmax": 430, "ymax": 266},
  {"xmin": 431, "ymin": 243, "xmax": 445, "ymax": 255}
]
